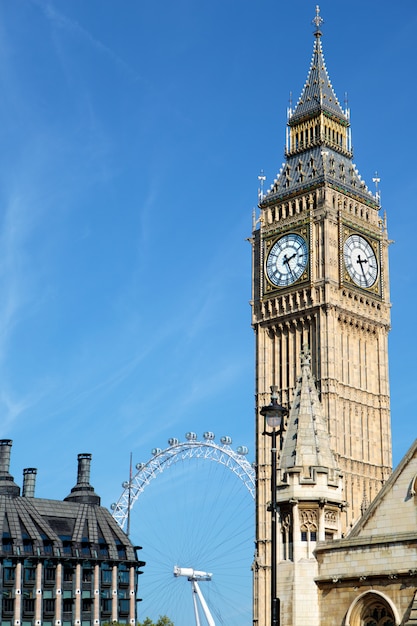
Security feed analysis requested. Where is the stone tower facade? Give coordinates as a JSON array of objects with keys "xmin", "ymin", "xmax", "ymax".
[{"xmin": 251, "ymin": 7, "xmax": 392, "ymax": 626}]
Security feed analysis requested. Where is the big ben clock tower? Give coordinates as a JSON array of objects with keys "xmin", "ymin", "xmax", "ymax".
[{"xmin": 251, "ymin": 7, "xmax": 392, "ymax": 626}]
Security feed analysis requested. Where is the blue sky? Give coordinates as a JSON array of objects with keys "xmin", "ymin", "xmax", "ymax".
[{"xmin": 1, "ymin": 0, "xmax": 416, "ymax": 623}]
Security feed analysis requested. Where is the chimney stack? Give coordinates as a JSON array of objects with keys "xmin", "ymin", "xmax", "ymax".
[
  {"xmin": 22, "ymin": 468, "xmax": 37, "ymax": 498},
  {"xmin": 0, "ymin": 439, "xmax": 20, "ymax": 497},
  {"xmin": 64, "ymin": 453, "xmax": 100, "ymax": 505},
  {"xmin": 77, "ymin": 453, "xmax": 92, "ymax": 486}
]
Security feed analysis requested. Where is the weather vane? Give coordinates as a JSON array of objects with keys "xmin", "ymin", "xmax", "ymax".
[{"xmin": 312, "ymin": 5, "xmax": 324, "ymax": 35}]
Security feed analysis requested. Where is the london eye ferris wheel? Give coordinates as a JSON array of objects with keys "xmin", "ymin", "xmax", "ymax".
[{"xmin": 111, "ymin": 431, "xmax": 255, "ymax": 626}]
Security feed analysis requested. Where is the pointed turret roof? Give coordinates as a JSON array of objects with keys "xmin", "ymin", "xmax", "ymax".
[
  {"xmin": 290, "ymin": 8, "xmax": 346, "ymax": 124},
  {"xmin": 280, "ymin": 346, "xmax": 338, "ymax": 472},
  {"xmin": 260, "ymin": 6, "xmax": 379, "ymax": 209}
]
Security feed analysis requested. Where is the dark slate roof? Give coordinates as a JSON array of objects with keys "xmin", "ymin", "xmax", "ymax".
[
  {"xmin": 290, "ymin": 34, "xmax": 347, "ymax": 124},
  {"xmin": 0, "ymin": 494, "xmax": 138, "ymax": 561},
  {"xmin": 0, "ymin": 444, "xmax": 139, "ymax": 563},
  {"xmin": 262, "ymin": 146, "xmax": 377, "ymax": 206}
]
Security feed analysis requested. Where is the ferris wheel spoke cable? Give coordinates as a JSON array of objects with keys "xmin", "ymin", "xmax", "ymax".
[
  {"xmin": 111, "ymin": 433, "xmax": 255, "ymax": 530},
  {"xmin": 111, "ymin": 433, "xmax": 254, "ymax": 626}
]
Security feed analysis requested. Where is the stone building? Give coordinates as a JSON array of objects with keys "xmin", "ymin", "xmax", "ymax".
[
  {"xmin": 315, "ymin": 440, "xmax": 417, "ymax": 626},
  {"xmin": 0, "ymin": 439, "xmax": 144, "ymax": 626},
  {"xmin": 250, "ymin": 6, "xmax": 417, "ymax": 626}
]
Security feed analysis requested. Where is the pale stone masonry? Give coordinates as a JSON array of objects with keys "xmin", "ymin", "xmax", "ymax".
[
  {"xmin": 250, "ymin": 6, "xmax": 416, "ymax": 626},
  {"xmin": 315, "ymin": 439, "xmax": 417, "ymax": 626}
]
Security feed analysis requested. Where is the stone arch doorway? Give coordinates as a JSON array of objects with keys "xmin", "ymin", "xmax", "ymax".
[{"xmin": 345, "ymin": 590, "xmax": 400, "ymax": 626}]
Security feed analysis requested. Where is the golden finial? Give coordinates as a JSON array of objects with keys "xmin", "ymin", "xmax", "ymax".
[{"xmin": 312, "ymin": 5, "xmax": 324, "ymax": 37}]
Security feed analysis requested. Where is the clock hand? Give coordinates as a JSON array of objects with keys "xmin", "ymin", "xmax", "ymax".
[
  {"xmin": 356, "ymin": 255, "xmax": 368, "ymax": 265},
  {"xmin": 283, "ymin": 254, "xmax": 297, "ymax": 280},
  {"xmin": 356, "ymin": 255, "xmax": 368, "ymax": 277},
  {"xmin": 283, "ymin": 252, "xmax": 297, "ymax": 268}
]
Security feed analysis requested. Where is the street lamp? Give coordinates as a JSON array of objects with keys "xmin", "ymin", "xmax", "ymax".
[{"xmin": 261, "ymin": 385, "xmax": 287, "ymax": 626}]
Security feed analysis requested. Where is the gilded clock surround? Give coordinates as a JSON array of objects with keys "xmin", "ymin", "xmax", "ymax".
[
  {"xmin": 264, "ymin": 226, "xmax": 310, "ymax": 293},
  {"xmin": 341, "ymin": 226, "xmax": 381, "ymax": 295}
]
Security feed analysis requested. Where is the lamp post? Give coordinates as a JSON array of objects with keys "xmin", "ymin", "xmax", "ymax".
[{"xmin": 261, "ymin": 385, "xmax": 287, "ymax": 626}]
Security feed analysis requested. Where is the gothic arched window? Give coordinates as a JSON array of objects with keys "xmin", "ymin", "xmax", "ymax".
[
  {"xmin": 346, "ymin": 591, "xmax": 398, "ymax": 626},
  {"xmin": 362, "ymin": 602, "xmax": 394, "ymax": 626}
]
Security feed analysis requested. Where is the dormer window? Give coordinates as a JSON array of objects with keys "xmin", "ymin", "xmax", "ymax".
[{"xmin": 2, "ymin": 537, "xmax": 12, "ymax": 553}]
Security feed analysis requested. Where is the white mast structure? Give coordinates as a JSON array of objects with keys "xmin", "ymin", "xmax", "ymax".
[{"xmin": 173, "ymin": 566, "xmax": 216, "ymax": 626}]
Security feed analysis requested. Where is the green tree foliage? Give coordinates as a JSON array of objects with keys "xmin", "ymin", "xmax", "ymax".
[{"xmin": 138, "ymin": 617, "xmax": 174, "ymax": 626}]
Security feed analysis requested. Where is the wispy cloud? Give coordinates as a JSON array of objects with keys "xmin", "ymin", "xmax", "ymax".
[
  {"xmin": 0, "ymin": 385, "xmax": 47, "ymax": 433},
  {"xmin": 30, "ymin": 0, "xmax": 142, "ymax": 83}
]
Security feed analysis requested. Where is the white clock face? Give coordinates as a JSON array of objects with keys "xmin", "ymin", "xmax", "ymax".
[
  {"xmin": 266, "ymin": 233, "xmax": 308, "ymax": 287},
  {"xmin": 343, "ymin": 234, "xmax": 378, "ymax": 288}
]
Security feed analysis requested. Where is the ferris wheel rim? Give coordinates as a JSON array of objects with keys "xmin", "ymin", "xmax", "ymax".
[{"xmin": 111, "ymin": 435, "xmax": 255, "ymax": 530}]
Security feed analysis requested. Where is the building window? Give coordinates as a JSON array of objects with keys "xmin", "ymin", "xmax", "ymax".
[
  {"xmin": 116, "ymin": 541, "xmax": 126, "ymax": 559},
  {"xmin": 24, "ymin": 567, "xmax": 36, "ymax": 584},
  {"xmin": 3, "ymin": 567, "xmax": 15, "ymax": 584},
  {"xmin": 99, "ymin": 539, "xmax": 109, "ymax": 557},
  {"xmin": 119, "ymin": 598, "xmax": 130, "ymax": 614},
  {"xmin": 101, "ymin": 598, "xmax": 112, "ymax": 614},
  {"xmin": 348, "ymin": 592, "xmax": 396, "ymax": 626},
  {"xmin": 299, "ymin": 509, "xmax": 318, "ymax": 544},
  {"xmin": 22, "ymin": 598, "xmax": 35, "ymax": 614},
  {"xmin": 2, "ymin": 539, "xmax": 13, "ymax": 553},
  {"xmin": 82, "ymin": 568, "xmax": 92, "ymax": 583},
  {"xmin": 63, "ymin": 567, "xmax": 73, "ymax": 582},
  {"xmin": 43, "ymin": 598, "xmax": 55, "ymax": 614},
  {"xmin": 44, "ymin": 567, "xmax": 55, "ymax": 583},
  {"xmin": 2, "ymin": 597, "xmax": 14, "ymax": 614},
  {"xmin": 301, "ymin": 529, "xmax": 317, "ymax": 542},
  {"xmin": 362, "ymin": 602, "xmax": 395, "ymax": 626},
  {"xmin": 62, "ymin": 598, "xmax": 73, "ymax": 613},
  {"xmin": 101, "ymin": 567, "xmax": 112, "ymax": 585},
  {"xmin": 118, "ymin": 569, "xmax": 129, "ymax": 584}
]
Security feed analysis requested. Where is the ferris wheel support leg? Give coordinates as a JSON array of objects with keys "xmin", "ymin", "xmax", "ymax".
[
  {"xmin": 192, "ymin": 582, "xmax": 202, "ymax": 626},
  {"xmin": 192, "ymin": 580, "xmax": 216, "ymax": 626}
]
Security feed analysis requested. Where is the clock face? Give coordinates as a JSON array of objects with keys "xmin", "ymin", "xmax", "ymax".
[
  {"xmin": 343, "ymin": 234, "xmax": 378, "ymax": 288},
  {"xmin": 266, "ymin": 233, "xmax": 308, "ymax": 287}
]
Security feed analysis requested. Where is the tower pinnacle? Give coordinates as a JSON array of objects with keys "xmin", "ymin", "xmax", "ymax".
[{"xmin": 312, "ymin": 5, "xmax": 323, "ymax": 37}]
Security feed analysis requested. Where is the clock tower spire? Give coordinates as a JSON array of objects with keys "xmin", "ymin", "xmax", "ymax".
[{"xmin": 251, "ymin": 7, "xmax": 391, "ymax": 626}]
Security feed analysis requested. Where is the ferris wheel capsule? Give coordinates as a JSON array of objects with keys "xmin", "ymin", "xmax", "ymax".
[
  {"xmin": 186, "ymin": 432, "xmax": 197, "ymax": 441},
  {"xmin": 203, "ymin": 432, "xmax": 215, "ymax": 440},
  {"xmin": 152, "ymin": 448, "xmax": 162, "ymax": 456},
  {"xmin": 122, "ymin": 481, "xmax": 130, "ymax": 488},
  {"xmin": 220, "ymin": 436, "xmax": 232, "ymax": 445},
  {"xmin": 237, "ymin": 446, "xmax": 249, "ymax": 456},
  {"xmin": 136, "ymin": 463, "xmax": 144, "ymax": 470},
  {"xmin": 168, "ymin": 438, "xmax": 179, "ymax": 446}
]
